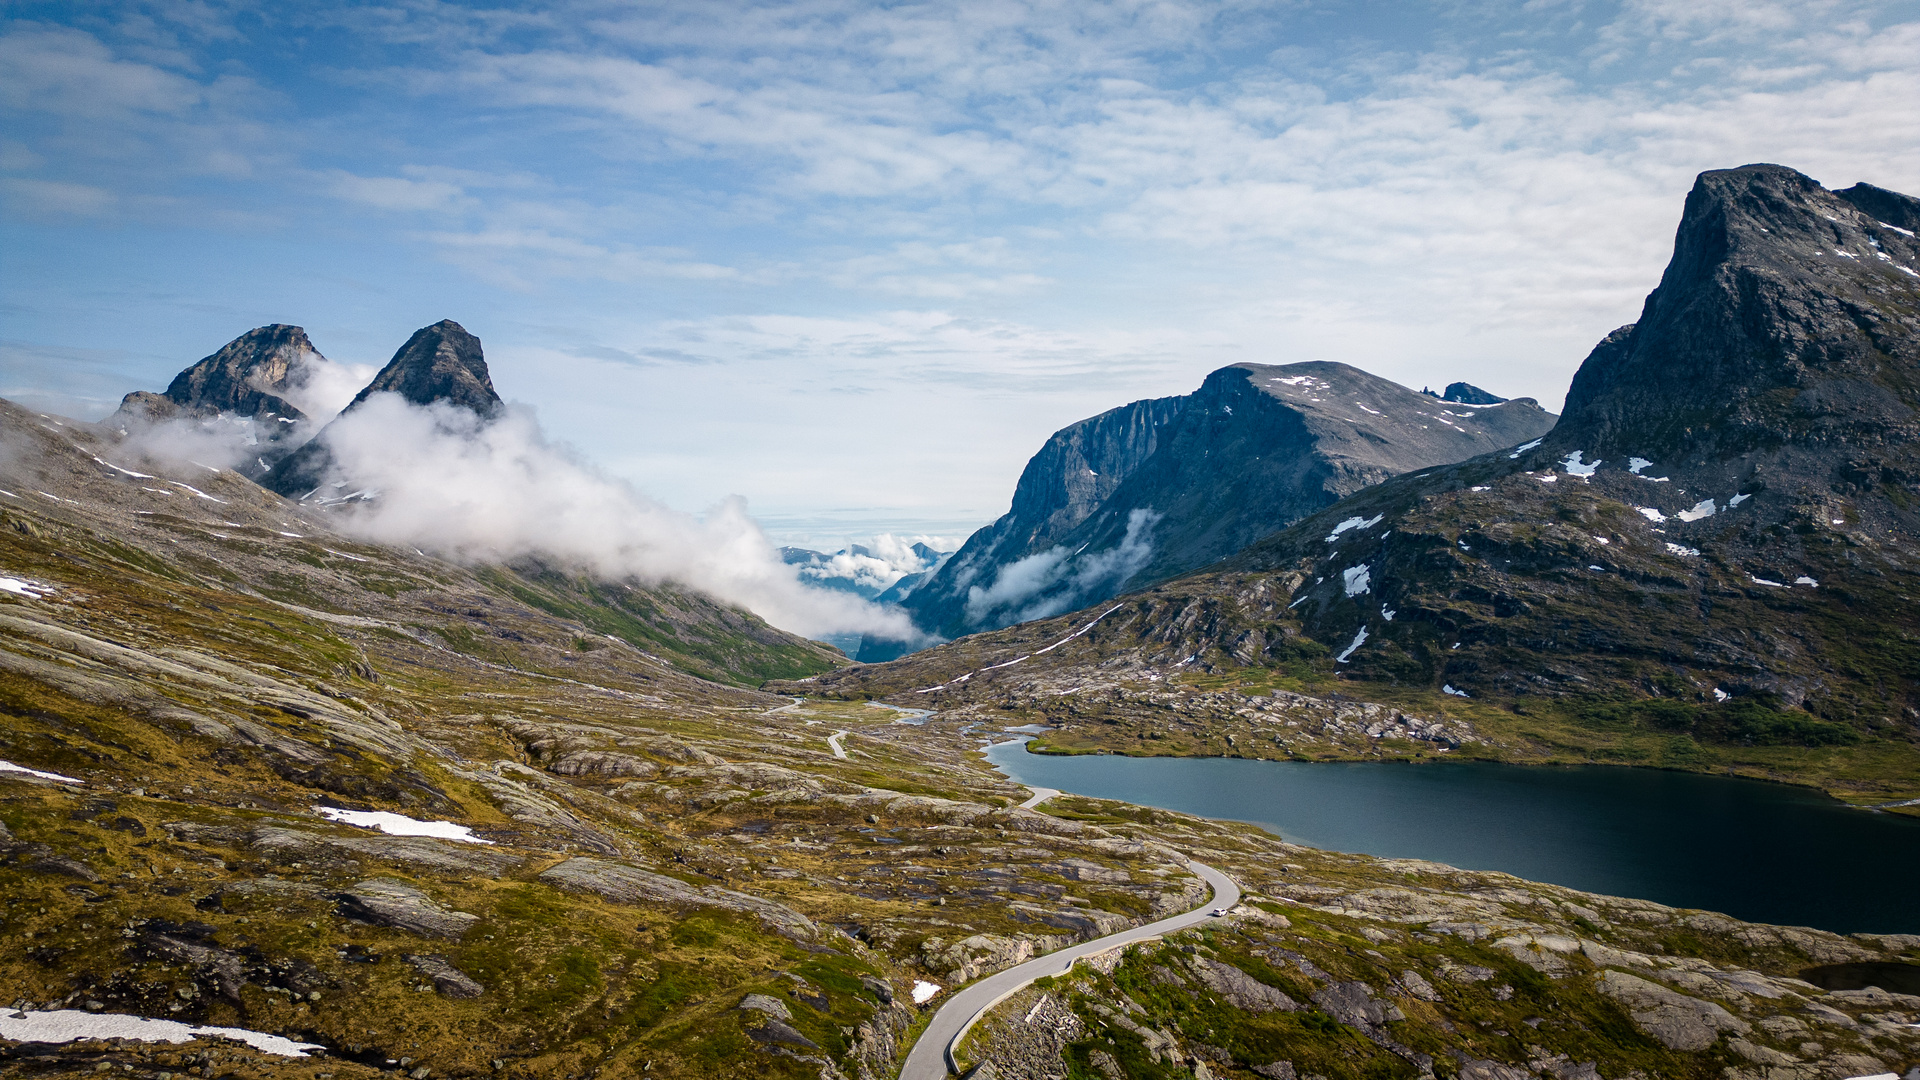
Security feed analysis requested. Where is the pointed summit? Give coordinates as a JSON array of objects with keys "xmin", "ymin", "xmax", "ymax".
[
  {"xmin": 348, "ymin": 319, "xmax": 502, "ymax": 417},
  {"xmin": 258, "ymin": 319, "xmax": 503, "ymax": 499},
  {"xmin": 1549, "ymin": 164, "xmax": 1920, "ymax": 475},
  {"xmin": 114, "ymin": 324, "xmax": 317, "ymax": 426}
]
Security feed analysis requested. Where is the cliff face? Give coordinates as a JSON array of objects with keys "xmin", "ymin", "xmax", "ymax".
[
  {"xmin": 1546, "ymin": 164, "xmax": 1920, "ymax": 512},
  {"xmin": 260, "ymin": 319, "xmax": 503, "ymax": 499},
  {"xmin": 868, "ymin": 361, "xmax": 1553, "ymax": 657}
]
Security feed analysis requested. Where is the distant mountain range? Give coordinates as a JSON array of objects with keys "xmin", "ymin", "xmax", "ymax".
[
  {"xmin": 800, "ymin": 164, "xmax": 1920, "ymax": 800},
  {"xmin": 859, "ymin": 360, "xmax": 1555, "ymax": 659}
]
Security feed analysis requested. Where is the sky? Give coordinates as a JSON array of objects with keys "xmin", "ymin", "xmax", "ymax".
[{"xmin": 4, "ymin": 0, "xmax": 1918, "ymax": 552}]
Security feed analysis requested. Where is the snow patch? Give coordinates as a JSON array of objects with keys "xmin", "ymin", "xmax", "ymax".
[
  {"xmin": 1325, "ymin": 514, "xmax": 1384, "ymax": 542},
  {"xmin": 1534, "ymin": 472, "xmax": 1558, "ymax": 483},
  {"xmin": 1560, "ymin": 451, "xmax": 1600, "ymax": 477},
  {"xmin": 1795, "ymin": 576, "xmax": 1819, "ymax": 587},
  {"xmin": 0, "ymin": 1010, "xmax": 320, "ymax": 1057},
  {"xmin": 1333, "ymin": 626, "xmax": 1369, "ymax": 664},
  {"xmin": 315, "ymin": 807, "xmax": 492, "ymax": 844},
  {"xmin": 1637, "ymin": 507, "xmax": 1667, "ymax": 523},
  {"xmin": 1748, "ymin": 575, "xmax": 1785, "ymax": 587},
  {"xmin": 1508, "ymin": 438, "xmax": 1543, "ymax": 459},
  {"xmin": 0, "ymin": 759, "xmax": 84, "ymax": 784},
  {"xmin": 0, "ymin": 576, "xmax": 54, "ymax": 599},
  {"xmin": 1664, "ymin": 543, "xmax": 1700, "ymax": 557},
  {"xmin": 1628, "ymin": 457, "xmax": 1654, "ymax": 474},
  {"xmin": 1727, "ymin": 493, "xmax": 1750, "ymax": 507},
  {"xmin": 1380, "ymin": 605, "xmax": 1395, "ymax": 621},
  {"xmin": 1342, "ymin": 564, "xmax": 1371, "ymax": 596},
  {"xmin": 911, "ymin": 981, "xmax": 942, "ymax": 1004},
  {"xmin": 169, "ymin": 482, "xmax": 226, "ymax": 503},
  {"xmin": 88, "ymin": 454, "xmax": 155, "ymax": 479},
  {"xmin": 1442, "ymin": 685, "xmax": 1470, "ymax": 698},
  {"xmin": 1676, "ymin": 499, "xmax": 1717, "ymax": 522},
  {"xmin": 1592, "ymin": 536, "xmax": 1610, "ymax": 545},
  {"xmin": 1469, "ymin": 486, "xmax": 1490, "ymax": 492},
  {"xmin": 1881, "ymin": 220, "xmax": 1918, "ymax": 237},
  {"xmin": 1714, "ymin": 689, "xmax": 1730, "ymax": 703}
]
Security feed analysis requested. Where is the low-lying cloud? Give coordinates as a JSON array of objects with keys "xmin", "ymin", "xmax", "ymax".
[
  {"xmin": 963, "ymin": 507, "xmax": 1161, "ymax": 630},
  {"xmin": 299, "ymin": 394, "xmax": 924, "ymax": 644}
]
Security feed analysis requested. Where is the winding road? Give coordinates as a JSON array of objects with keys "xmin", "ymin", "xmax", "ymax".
[{"xmin": 899, "ymin": 860, "xmax": 1240, "ymax": 1079}]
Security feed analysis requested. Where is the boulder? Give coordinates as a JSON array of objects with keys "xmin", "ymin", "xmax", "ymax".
[{"xmin": 405, "ymin": 954, "xmax": 484, "ymax": 998}]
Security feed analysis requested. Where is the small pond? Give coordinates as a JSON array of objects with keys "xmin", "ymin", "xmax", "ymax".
[{"xmin": 984, "ymin": 741, "xmax": 1920, "ymax": 935}]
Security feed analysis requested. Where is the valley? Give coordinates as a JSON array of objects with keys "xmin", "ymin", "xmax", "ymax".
[{"xmin": 3, "ymin": 163, "xmax": 1919, "ymax": 1080}]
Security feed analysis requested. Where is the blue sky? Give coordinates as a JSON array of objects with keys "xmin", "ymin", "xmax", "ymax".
[{"xmin": 4, "ymin": 0, "xmax": 1918, "ymax": 550}]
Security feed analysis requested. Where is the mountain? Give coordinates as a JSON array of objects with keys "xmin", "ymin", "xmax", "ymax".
[
  {"xmin": 5, "ymin": 395, "xmax": 1918, "ymax": 1080},
  {"xmin": 109, "ymin": 324, "xmax": 321, "ymax": 477},
  {"xmin": 260, "ymin": 319, "xmax": 502, "ymax": 499},
  {"xmin": 801, "ymin": 165, "xmax": 1920, "ymax": 804},
  {"xmin": 1423, "ymin": 381, "xmax": 1507, "ymax": 405},
  {"xmin": 862, "ymin": 362, "xmax": 1555, "ymax": 659}
]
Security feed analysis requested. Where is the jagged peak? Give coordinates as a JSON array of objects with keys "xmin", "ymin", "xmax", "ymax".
[
  {"xmin": 348, "ymin": 319, "xmax": 502, "ymax": 417},
  {"xmin": 1551, "ymin": 165, "xmax": 1920, "ymax": 462},
  {"xmin": 123, "ymin": 323, "xmax": 318, "ymax": 423}
]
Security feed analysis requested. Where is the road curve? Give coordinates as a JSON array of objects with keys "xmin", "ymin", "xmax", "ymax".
[
  {"xmin": 899, "ymin": 860, "xmax": 1240, "ymax": 1079},
  {"xmin": 1016, "ymin": 786, "xmax": 1061, "ymax": 810}
]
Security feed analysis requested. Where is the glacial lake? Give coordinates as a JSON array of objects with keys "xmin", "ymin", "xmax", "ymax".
[{"xmin": 983, "ymin": 741, "xmax": 1920, "ymax": 935}]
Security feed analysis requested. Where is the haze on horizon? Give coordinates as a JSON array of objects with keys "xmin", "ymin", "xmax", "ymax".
[{"xmin": 3, "ymin": 0, "xmax": 1917, "ymax": 551}]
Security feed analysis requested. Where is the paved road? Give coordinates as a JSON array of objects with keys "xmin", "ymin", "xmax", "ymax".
[
  {"xmin": 899, "ymin": 860, "xmax": 1239, "ymax": 1079},
  {"xmin": 828, "ymin": 730, "xmax": 850, "ymax": 759},
  {"xmin": 1016, "ymin": 786, "xmax": 1061, "ymax": 810}
]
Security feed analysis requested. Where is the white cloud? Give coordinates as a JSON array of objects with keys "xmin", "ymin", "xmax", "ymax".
[
  {"xmin": 307, "ymin": 394, "xmax": 923, "ymax": 642},
  {"xmin": 963, "ymin": 507, "xmax": 1161, "ymax": 629}
]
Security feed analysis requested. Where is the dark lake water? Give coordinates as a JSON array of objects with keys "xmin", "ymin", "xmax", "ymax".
[{"xmin": 984, "ymin": 741, "xmax": 1920, "ymax": 935}]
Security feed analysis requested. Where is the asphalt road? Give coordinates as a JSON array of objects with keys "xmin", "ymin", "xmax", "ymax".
[{"xmin": 898, "ymin": 860, "xmax": 1240, "ymax": 1079}]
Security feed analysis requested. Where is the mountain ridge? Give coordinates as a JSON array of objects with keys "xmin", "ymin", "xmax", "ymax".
[
  {"xmin": 868, "ymin": 361, "xmax": 1554, "ymax": 659},
  {"xmin": 797, "ymin": 164, "xmax": 1920, "ymax": 804}
]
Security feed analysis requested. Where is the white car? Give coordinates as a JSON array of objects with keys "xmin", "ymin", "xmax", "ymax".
[{"xmin": 1209, "ymin": 907, "xmax": 1228, "ymax": 917}]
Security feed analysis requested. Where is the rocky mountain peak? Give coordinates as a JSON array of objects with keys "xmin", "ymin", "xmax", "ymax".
[
  {"xmin": 1422, "ymin": 382, "xmax": 1506, "ymax": 405},
  {"xmin": 348, "ymin": 319, "xmax": 502, "ymax": 417},
  {"xmin": 258, "ymin": 319, "xmax": 502, "ymax": 499},
  {"xmin": 114, "ymin": 323, "xmax": 317, "ymax": 425},
  {"xmin": 1551, "ymin": 164, "xmax": 1920, "ymax": 471}
]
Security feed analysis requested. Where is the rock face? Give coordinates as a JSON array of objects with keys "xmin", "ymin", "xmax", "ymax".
[
  {"xmin": 863, "ymin": 362, "xmax": 1553, "ymax": 657},
  {"xmin": 260, "ymin": 319, "xmax": 503, "ymax": 499},
  {"xmin": 1547, "ymin": 165, "xmax": 1920, "ymax": 503},
  {"xmin": 345, "ymin": 319, "xmax": 502, "ymax": 418},
  {"xmin": 111, "ymin": 324, "xmax": 322, "ymax": 478},
  {"xmin": 114, "ymin": 324, "xmax": 317, "ymax": 426}
]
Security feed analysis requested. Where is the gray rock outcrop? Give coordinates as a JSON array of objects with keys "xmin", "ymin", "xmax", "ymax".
[
  {"xmin": 336, "ymin": 878, "xmax": 479, "ymax": 939},
  {"xmin": 538, "ymin": 856, "xmax": 817, "ymax": 941},
  {"xmin": 405, "ymin": 953, "xmax": 485, "ymax": 998},
  {"xmin": 1593, "ymin": 969, "xmax": 1751, "ymax": 1050}
]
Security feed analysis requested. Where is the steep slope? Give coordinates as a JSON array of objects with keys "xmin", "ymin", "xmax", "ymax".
[
  {"xmin": 5, "ymin": 397, "xmax": 1919, "ymax": 1080},
  {"xmin": 869, "ymin": 363, "xmax": 1553, "ymax": 658},
  {"xmin": 800, "ymin": 165, "xmax": 1920, "ymax": 804},
  {"xmin": 260, "ymin": 319, "xmax": 502, "ymax": 499},
  {"xmin": 110, "ymin": 324, "xmax": 322, "ymax": 477}
]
